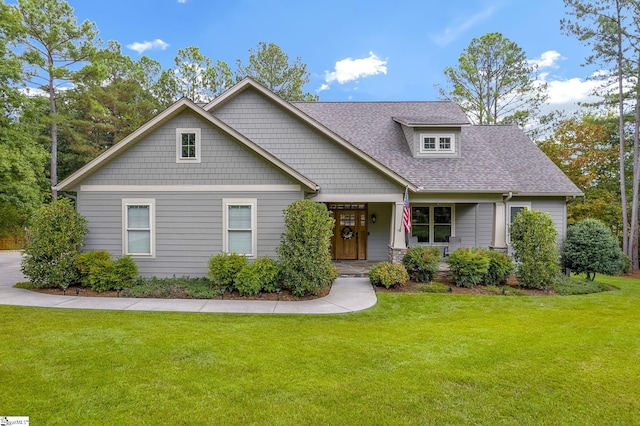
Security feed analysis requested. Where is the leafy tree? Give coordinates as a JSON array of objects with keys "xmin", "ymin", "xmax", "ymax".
[
  {"xmin": 563, "ymin": 0, "xmax": 640, "ymax": 269},
  {"xmin": 55, "ymin": 41, "xmax": 162, "ymax": 178},
  {"xmin": 276, "ymin": 200, "xmax": 336, "ymax": 296},
  {"xmin": 436, "ymin": 32, "xmax": 547, "ymax": 128},
  {"xmin": 236, "ymin": 42, "xmax": 318, "ymax": 101},
  {"xmin": 14, "ymin": 0, "xmax": 99, "ymax": 198},
  {"xmin": 561, "ymin": 218, "xmax": 623, "ymax": 280},
  {"xmin": 21, "ymin": 198, "xmax": 87, "ymax": 289},
  {"xmin": 510, "ymin": 209, "xmax": 560, "ymax": 289},
  {"xmin": 0, "ymin": 3, "xmax": 48, "ymax": 234},
  {"xmin": 155, "ymin": 46, "xmax": 233, "ymax": 105},
  {"xmin": 539, "ymin": 115, "xmax": 624, "ymax": 227}
]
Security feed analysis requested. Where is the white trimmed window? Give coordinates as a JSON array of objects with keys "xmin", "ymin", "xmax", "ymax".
[
  {"xmin": 122, "ymin": 199, "xmax": 155, "ymax": 257},
  {"xmin": 176, "ymin": 128, "xmax": 201, "ymax": 163},
  {"xmin": 506, "ymin": 202, "xmax": 531, "ymax": 243},
  {"xmin": 420, "ymin": 133, "xmax": 455, "ymax": 154},
  {"xmin": 223, "ymin": 199, "xmax": 257, "ymax": 257},
  {"xmin": 411, "ymin": 204, "xmax": 454, "ymax": 243}
]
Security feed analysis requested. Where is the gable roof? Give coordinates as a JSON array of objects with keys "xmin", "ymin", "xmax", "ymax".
[
  {"xmin": 205, "ymin": 78, "xmax": 417, "ymax": 191},
  {"xmin": 55, "ymin": 97, "xmax": 320, "ymax": 192},
  {"xmin": 293, "ymin": 102, "xmax": 583, "ymax": 196}
]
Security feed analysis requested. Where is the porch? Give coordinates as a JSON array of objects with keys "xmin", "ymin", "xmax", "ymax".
[{"xmin": 333, "ymin": 260, "xmax": 450, "ymax": 278}]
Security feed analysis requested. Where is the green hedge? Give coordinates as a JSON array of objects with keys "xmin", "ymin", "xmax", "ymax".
[
  {"xmin": 448, "ymin": 248, "xmax": 490, "ymax": 288},
  {"xmin": 208, "ymin": 252, "xmax": 248, "ymax": 291},
  {"xmin": 369, "ymin": 262, "xmax": 409, "ymax": 288},
  {"xmin": 402, "ymin": 246, "xmax": 441, "ymax": 283}
]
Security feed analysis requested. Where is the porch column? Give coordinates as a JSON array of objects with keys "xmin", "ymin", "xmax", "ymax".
[
  {"xmin": 491, "ymin": 202, "xmax": 507, "ymax": 250},
  {"xmin": 388, "ymin": 201, "xmax": 407, "ymax": 263}
]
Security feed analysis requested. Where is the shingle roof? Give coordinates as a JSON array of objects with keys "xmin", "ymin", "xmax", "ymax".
[{"xmin": 292, "ymin": 101, "xmax": 582, "ymax": 195}]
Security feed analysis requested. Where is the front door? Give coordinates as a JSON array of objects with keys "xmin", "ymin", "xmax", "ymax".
[
  {"xmin": 336, "ymin": 210, "xmax": 358, "ymax": 259},
  {"xmin": 329, "ymin": 204, "xmax": 368, "ymax": 260}
]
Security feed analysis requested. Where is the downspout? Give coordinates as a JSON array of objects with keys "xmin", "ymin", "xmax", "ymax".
[{"xmin": 503, "ymin": 191, "xmax": 513, "ymax": 203}]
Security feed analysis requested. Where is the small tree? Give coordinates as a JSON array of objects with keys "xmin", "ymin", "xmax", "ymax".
[
  {"xmin": 510, "ymin": 209, "xmax": 559, "ymax": 289},
  {"xmin": 21, "ymin": 198, "xmax": 87, "ymax": 289},
  {"xmin": 561, "ymin": 218, "xmax": 623, "ymax": 280},
  {"xmin": 276, "ymin": 200, "xmax": 336, "ymax": 296}
]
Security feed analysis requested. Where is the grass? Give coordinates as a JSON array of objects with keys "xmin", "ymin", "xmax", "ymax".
[{"xmin": 1, "ymin": 275, "xmax": 639, "ymax": 424}]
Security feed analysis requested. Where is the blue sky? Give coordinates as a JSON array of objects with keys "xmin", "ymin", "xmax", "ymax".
[{"xmin": 67, "ymin": 0, "xmax": 601, "ymax": 113}]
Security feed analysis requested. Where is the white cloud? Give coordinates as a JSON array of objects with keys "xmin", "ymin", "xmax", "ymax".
[
  {"xmin": 126, "ymin": 39, "xmax": 170, "ymax": 54},
  {"xmin": 529, "ymin": 50, "xmax": 564, "ymax": 69},
  {"xmin": 431, "ymin": 6, "xmax": 496, "ymax": 46},
  {"xmin": 319, "ymin": 52, "xmax": 387, "ymax": 92},
  {"xmin": 177, "ymin": 0, "xmax": 187, "ymax": 3}
]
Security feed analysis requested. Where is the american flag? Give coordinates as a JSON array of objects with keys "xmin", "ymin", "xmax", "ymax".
[{"xmin": 402, "ymin": 187, "xmax": 411, "ymax": 233}]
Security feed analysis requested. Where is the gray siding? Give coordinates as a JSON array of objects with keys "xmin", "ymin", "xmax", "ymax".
[
  {"xmin": 367, "ymin": 202, "xmax": 392, "ymax": 261},
  {"xmin": 78, "ymin": 191, "xmax": 301, "ymax": 277},
  {"xmin": 213, "ymin": 88, "xmax": 401, "ymax": 194},
  {"xmin": 476, "ymin": 203, "xmax": 494, "ymax": 249},
  {"xmin": 530, "ymin": 198, "xmax": 567, "ymax": 243},
  {"xmin": 82, "ymin": 111, "xmax": 298, "ymax": 187},
  {"xmin": 455, "ymin": 204, "xmax": 477, "ymax": 247}
]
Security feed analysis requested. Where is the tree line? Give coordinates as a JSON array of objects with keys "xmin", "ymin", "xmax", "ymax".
[{"xmin": 1, "ymin": 0, "xmax": 638, "ymax": 270}]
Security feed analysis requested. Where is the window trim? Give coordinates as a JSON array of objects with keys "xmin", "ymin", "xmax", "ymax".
[
  {"xmin": 410, "ymin": 204, "xmax": 455, "ymax": 244},
  {"xmin": 122, "ymin": 198, "xmax": 156, "ymax": 257},
  {"xmin": 222, "ymin": 198, "xmax": 257, "ymax": 258},
  {"xmin": 176, "ymin": 128, "xmax": 201, "ymax": 163},
  {"xmin": 506, "ymin": 202, "xmax": 531, "ymax": 244},
  {"xmin": 419, "ymin": 133, "xmax": 455, "ymax": 154}
]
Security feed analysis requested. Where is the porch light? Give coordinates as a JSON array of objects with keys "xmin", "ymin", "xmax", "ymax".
[{"xmin": 371, "ymin": 214, "xmax": 377, "ymax": 224}]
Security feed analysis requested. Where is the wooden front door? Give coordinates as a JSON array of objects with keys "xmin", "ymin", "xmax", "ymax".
[{"xmin": 329, "ymin": 204, "xmax": 368, "ymax": 260}]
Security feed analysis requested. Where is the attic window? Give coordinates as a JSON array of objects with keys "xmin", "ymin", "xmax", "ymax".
[
  {"xmin": 176, "ymin": 128, "xmax": 201, "ymax": 163},
  {"xmin": 420, "ymin": 133, "xmax": 455, "ymax": 154}
]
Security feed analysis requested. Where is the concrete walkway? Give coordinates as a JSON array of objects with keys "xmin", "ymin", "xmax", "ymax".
[{"xmin": 0, "ymin": 251, "xmax": 377, "ymax": 314}]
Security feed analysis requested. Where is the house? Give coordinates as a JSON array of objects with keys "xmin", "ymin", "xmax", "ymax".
[{"xmin": 55, "ymin": 78, "xmax": 583, "ymax": 277}]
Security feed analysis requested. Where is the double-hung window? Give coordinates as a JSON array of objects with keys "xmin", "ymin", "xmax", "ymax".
[
  {"xmin": 411, "ymin": 205, "xmax": 453, "ymax": 243},
  {"xmin": 223, "ymin": 199, "xmax": 257, "ymax": 257},
  {"xmin": 420, "ymin": 133, "xmax": 455, "ymax": 154},
  {"xmin": 123, "ymin": 199, "xmax": 155, "ymax": 256},
  {"xmin": 176, "ymin": 128, "xmax": 201, "ymax": 163}
]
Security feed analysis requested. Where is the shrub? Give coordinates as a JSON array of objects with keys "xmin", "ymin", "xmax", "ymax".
[
  {"xmin": 561, "ymin": 218, "xmax": 624, "ymax": 280},
  {"xmin": 130, "ymin": 276, "xmax": 215, "ymax": 298},
  {"xmin": 252, "ymin": 257, "xmax": 281, "ymax": 293},
  {"xmin": 75, "ymin": 251, "xmax": 138, "ymax": 292},
  {"xmin": 76, "ymin": 250, "xmax": 112, "ymax": 287},
  {"xmin": 113, "ymin": 255, "xmax": 138, "ymax": 288},
  {"xmin": 621, "ymin": 253, "xmax": 632, "ymax": 275},
  {"xmin": 235, "ymin": 264, "xmax": 262, "ymax": 296},
  {"xmin": 208, "ymin": 252, "xmax": 248, "ymax": 291},
  {"xmin": 85, "ymin": 257, "xmax": 116, "ymax": 292},
  {"xmin": 402, "ymin": 246, "xmax": 441, "ymax": 283},
  {"xmin": 369, "ymin": 262, "xmax": 409, "ymax": 288},
  {"xmin": 483, "ymin": 250, "xmax": 514, "ymax": 286},
  {"xmin": 510, "ymin": 209, "xmax": 560, "ymax": 289},
  {"xmin": 549, "ymin": 275, "xmax": 612, "ymax": 295},
  {"xmin": 21, "ymin": 198, "xmax": 87, "ymax": 289},
  {"xmin": 277, "ymin": 200, "xmax": 336, "ymax": 297},
  {"xmin": 448, "ymin": 248, "xmax": 490, "ymax": 288}
]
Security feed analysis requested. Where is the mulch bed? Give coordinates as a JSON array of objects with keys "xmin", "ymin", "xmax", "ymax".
[
  {"xmin": 375, "ymin": 280, "xmax": 553, "ymax": 296},
  {"xmin": 32, "ymin": 285, "xmax": 331, "ymax": 301}
]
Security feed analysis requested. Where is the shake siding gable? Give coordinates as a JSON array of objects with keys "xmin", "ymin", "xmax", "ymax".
[
  {"xmin": 212, "ymin": 88, "xmax": 401, "ymax": 194},
  {"xmin": 81, "ymin": 111, "xmax": 299, "ymax": 187}
]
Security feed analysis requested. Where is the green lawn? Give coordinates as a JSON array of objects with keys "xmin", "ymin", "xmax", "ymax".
[{"xmin": 1, "ymin": 276, "xmax": 639, "ymax": 425}]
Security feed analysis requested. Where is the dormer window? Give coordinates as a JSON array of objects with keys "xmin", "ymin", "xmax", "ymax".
[
  {"xmin": 176, "ymin": 128, "xmax": 201, "ymax": 163},
  {"xmin": 420, "ymin": 133, "xmax": 455, "ymax": 154}
]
